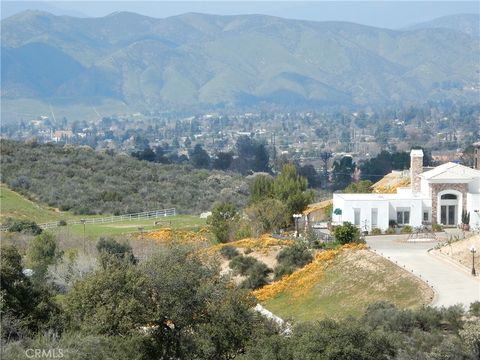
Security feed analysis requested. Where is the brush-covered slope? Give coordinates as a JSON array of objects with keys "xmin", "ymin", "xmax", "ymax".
[{"xmin": 2, "ymin": 11, "xmax": 479, "ymax": 109}]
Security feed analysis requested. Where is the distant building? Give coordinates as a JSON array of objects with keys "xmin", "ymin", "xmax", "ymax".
[
  {"xmin": 51, "ymin": 130, "xmax": 73, "ymax": 142},
  {"xmin": 333, "ymin": 149, "xmax": 480, "ymax": 231}
]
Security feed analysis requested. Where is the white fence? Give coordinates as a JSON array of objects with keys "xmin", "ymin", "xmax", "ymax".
[{"xmin": 1, "ymin": 208, "xmax": 176, "ymax": 231}]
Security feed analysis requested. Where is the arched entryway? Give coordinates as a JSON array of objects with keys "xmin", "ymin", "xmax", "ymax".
[{"xmin": 437, "ymin": 190, "xmax": 463, "ymax": 226}]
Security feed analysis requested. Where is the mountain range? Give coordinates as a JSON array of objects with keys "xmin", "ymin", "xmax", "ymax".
[{"xmin": 1, "ymin": 11, "xmax": 479, "ymax": 110}]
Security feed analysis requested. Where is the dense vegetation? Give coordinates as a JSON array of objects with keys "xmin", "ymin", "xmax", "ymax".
[
  {"xmin": 2, "ymin": 237, "xmax": 479, "ymax": 360},
  {"xmin": 0, "ymin": 140, "xmax": 249, "ymax": 215}
]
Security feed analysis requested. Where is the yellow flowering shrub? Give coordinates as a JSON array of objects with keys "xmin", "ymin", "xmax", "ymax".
[
  {"xmin": 252, "ymin": 243, "xmax": 367, "ymax": 301},
  {"xmin": 142, "ymin": 227, "xmax": 208, "ymax": 244}
]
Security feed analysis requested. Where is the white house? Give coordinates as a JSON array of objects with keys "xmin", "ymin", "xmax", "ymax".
[{"xmin": 332, "ymin": 149, "xmax": 480, "ymax": 231}]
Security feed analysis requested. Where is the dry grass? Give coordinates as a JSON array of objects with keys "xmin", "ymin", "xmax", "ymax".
[
  {"xmin": 433, "ymin": 235, "xmax": 480, "ymax": 270},
  {"xmin": 261, "ymin": 247, "xmax": 433, "ymax": 322}
]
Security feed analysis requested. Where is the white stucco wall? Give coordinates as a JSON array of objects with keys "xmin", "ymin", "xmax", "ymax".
[
  {"xmin": 332, "ymin": 194, "xmax": 426, "ymax": 231},
  {"xmin": 467, "ymin": 193, "xmax": 480, "ymax": 227},
  {"xmin": 468, "ymin": 177, "xmax": 480, "ymax": 193}
]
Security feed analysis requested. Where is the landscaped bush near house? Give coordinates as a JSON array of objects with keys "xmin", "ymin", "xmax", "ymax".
[
  {"xmin": 371, "ymin": 228, "xmax": 382, "ymax": 235},
  {"xmin": 389, "ymin": 220, "xmax": 398, "ymax": 228},
  {"xmin": 400, "ymin": 225, "xmax": 413, "ymax": 234},
  {"xmin": 432, "ymin": 223, "xmax": 443, "ymax": 232},
  {"xmin": 386, "ymin": 227, "xmax": 396, "ymax": 235},
  {"xmin": 333, "ymin": 222, "xmax": 361, "ymax": 244},
  {"xmin": 220, "ymin": 246, "xmax": 240, "ymax": 260}
]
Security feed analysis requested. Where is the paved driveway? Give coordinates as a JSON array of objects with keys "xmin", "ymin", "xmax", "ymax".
[{"xmin": 367, "ymin": 235, "xmax": 480, "ymax": 308}]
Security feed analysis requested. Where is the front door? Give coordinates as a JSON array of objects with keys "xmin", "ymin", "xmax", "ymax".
[{"xmin": 440, "ymin": 205, "xmax": 456, "ymax": 226}]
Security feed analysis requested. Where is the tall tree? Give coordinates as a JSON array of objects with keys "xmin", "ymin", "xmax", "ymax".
[
  {"xmin": 252, "ymin": 143, "xmax": 270, "ymax": 172},
  {"xmin": 213, "ymin": 151, "xmax": 233, "ymax": 170},
  {"xmin": 189, "ymin": 144, "xmax": 210, "ymax": 169},
  {"xmin": 207, "ymin": 202, "xmax": 238, "ymax": 243},
  {"xmin": 250, "ymin": 175, "xmax": 274, "ymax": 204},
  {"xmin": 273, "ymin": 164, "xmax": 314, "ymax": 217},
  {"xmin": 332, "ymin": 156, "xmax": 356, "ymax": 190},
  {"xmin": 26, "ymin": 232, "xmax": 62, "ymax": 282}
]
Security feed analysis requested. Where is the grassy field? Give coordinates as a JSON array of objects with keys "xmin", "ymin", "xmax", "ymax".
[
  {"xmin": 1, "ymin": 184, "xmax": 206, "ymax": 238},
  {"xmin": 64, "ymin": 215, "xmax": 206, "ymax": 238},
  {"xmin": 262, "ymin": 249, "xmax": 433, "ymax": 322},
  {"xmin": 0, "ymin": 185, "xmax": 71, "ymax": 223}
]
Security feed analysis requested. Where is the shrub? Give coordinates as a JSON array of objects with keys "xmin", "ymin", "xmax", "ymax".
[
  {"xmin": 441, "ymin": 305, "xmax": 465, "ymax": 332},
  {"xmin": 400, "ymin": 225, "xmax": 412, "ymax": 234},
  {"xmin": 386, "ymin": 227, "xmax": 395, "ymax": 235},
  {"xmin": 432, "ymin": 223, "xmax": 443, "ymax": 232},
  {"xmin": 244, "ymin": 248, "xmax": 253, "ymax": 255},
  {"xmin": 276, "ymin": 244, "xmax": 313, "ymax": 268},
  {"xmin": 305, "ymin": 227, "xmax": 323, "ymax": 248},
  {"xmin": 371, "ymin": 228, "xmax": 382, "ymax": 235},
  {"xmin": 241, "ymin": 262, "xmax": 272, "ymax": 290},
  {"xmin": 469, "ymin": 301, "xmax": 480, "ymax": 317},
  {"xmin": 274, "ymin": 263, "xmax": 297, "ymax": 280},
  {"xmin": 220, "ymin": 246, "xmax": 239, "ymax": 260},
  {"xmin": 58, "ymin": 219, "xmax": 67, "ymax": 226},
  {"xmin": 333, "ymin": 222, "xmax": 360, "ymax": 244},
  {"xmin": 7, "ymin": 220, "xmax": 42, "ymax": 235},
  {"xmin": 229, "ymin": 255, "xmax": 258, "ymax": 276},
  {"xmin": 234, "ymin": 221, "xmax": 252, "ymax": 240},
  {"xmin": 96, "ymin": 238, "xmax": 136, "ymax": 268}
]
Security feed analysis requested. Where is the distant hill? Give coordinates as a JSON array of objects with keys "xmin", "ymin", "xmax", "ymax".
[
  {"xmin": 0, "ymin": 140, "xmax": 249, "ymax": 215},
  {"xmin": 405, "ymin": 13, "xmax": 479, "ymax": 37},
  {"xmin": 1, "ymin": 11, "xmax": 479, "ymax": 110}
]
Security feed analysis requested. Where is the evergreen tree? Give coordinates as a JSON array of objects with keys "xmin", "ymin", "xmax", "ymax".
[
  {"xmin": 273, "ymin": 164, "xmax": 314, "ymax": 217},
  {"xmin": 189, "ymin": 144, "xmax": 210, "ymax": 168},
  {"xmin": 332, "ymin": 156, "xmax": 356, "ymax": 190}
]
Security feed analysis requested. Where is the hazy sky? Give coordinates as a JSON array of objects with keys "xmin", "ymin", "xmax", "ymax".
[{"xmin": 1, "ymin": 1, "xmax": 479, "ymax": 29}]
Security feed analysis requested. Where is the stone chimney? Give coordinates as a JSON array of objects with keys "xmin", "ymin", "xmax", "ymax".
[
  {"xmin": 410, "ymin": 149, "xmax": 424, "ymax": 194},
  {"xmin": 473, "ymin": 142, "xmax": 480, "ymax": 170}
]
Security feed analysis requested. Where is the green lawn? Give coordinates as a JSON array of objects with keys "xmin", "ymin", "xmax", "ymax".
[
  {"xmin": 263, "ymin": 249, "xmax": 433, "ymax": 322},
  {"xmin": 65, "ymin": 215, "xmax": 206, "ymax": 238},
  {"xmin": 0, "ymin": 185, "xmax": 69, "ymax": 223},
  {"xmin": 1, "ymin": 185, "xmax": 206, "ymax": 238}
]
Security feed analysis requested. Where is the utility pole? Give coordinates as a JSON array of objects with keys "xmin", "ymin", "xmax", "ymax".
[
  {"xmin": 80, "ymin": 219, "xmax": 86, "ymax": 253},
  {"xmin": 320, "ymin": 151, "xmax": 332, "ymax": 189}
]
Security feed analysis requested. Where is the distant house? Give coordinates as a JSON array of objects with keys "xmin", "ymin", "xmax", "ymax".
[
  {"xmin": 52, "ymin": 130, "xmax": 73, "ymax": 142},
  {"xmin": 333, "ymin": 149, "xmax": 480, "ymax": 231}
]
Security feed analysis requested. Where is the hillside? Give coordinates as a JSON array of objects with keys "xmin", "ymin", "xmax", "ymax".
[
  {"xmin": 0, "ymin": 140, "xmax": 249, "ymax": 215},
  {"xmin": 259, "ymin": 248, "xmax": 433, "ymax": 321},
  {"xmin": 405, "ymin": 14, "xmax": 480, "ymax": 37},
  {"xmin": 1, "ymin": 11, "xmax": 479, "ymax": 111},
  {"xmin": 0, "ymin": 184, "xmax": 66, "ymax": 223}
]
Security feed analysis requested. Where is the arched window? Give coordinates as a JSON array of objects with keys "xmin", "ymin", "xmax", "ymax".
[{"xmin": 441, "ymin": 194, "xmax": 457, "ymax": 200}]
